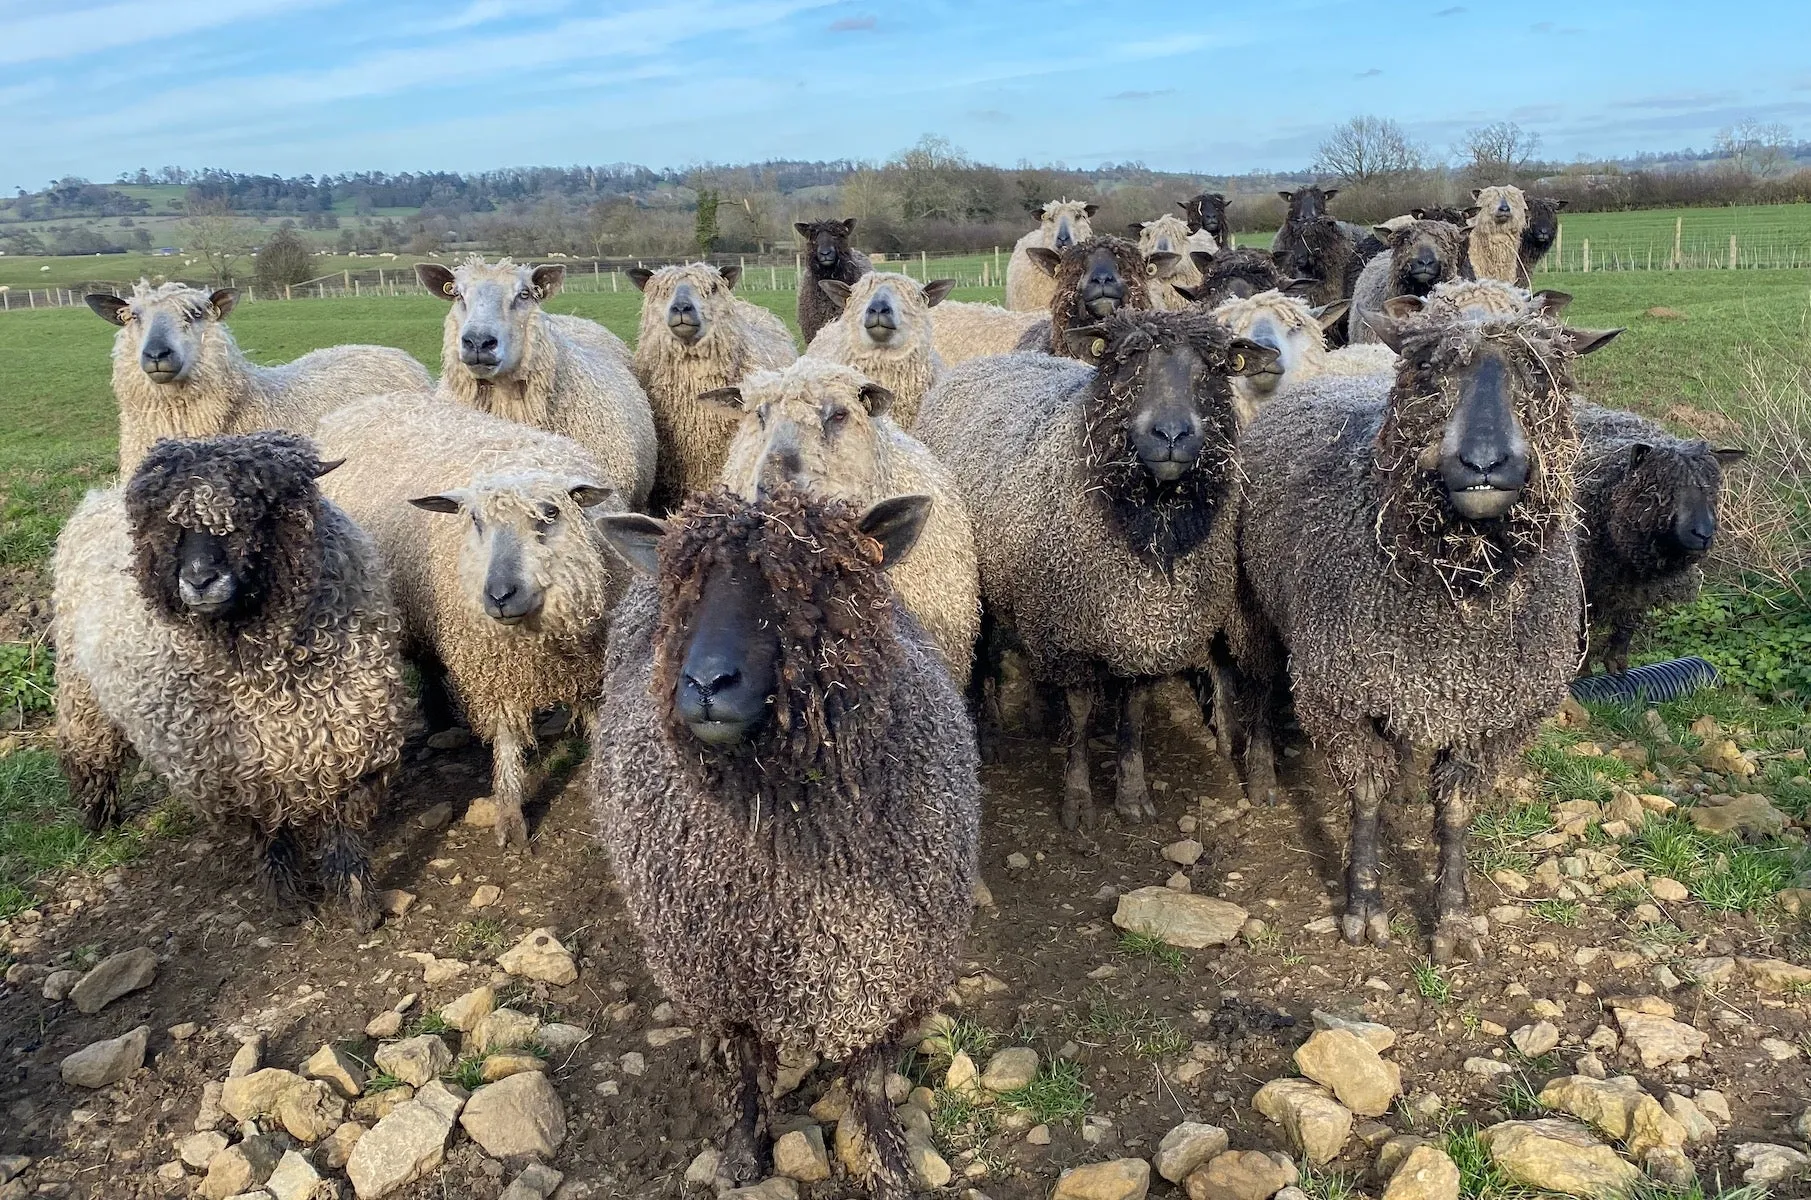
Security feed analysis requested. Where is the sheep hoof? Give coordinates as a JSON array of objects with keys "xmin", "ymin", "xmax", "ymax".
[
  {"xmin": 1059, "ymin": 790, "xmax": 1095, "ymax": 833},
  {"xmin": 493, "ymin": 806, "xmax": 530, "ymax": 850},
  {"xmin": 1432, "ymin": 918, "xmax": 1485, "ymax": 965},
  {"xmin": 1341, "ymin": 908, "xmax": 1391, "ymax": 948},
  {"xmin": 716, "ymin": 1139, "xmax": 763, "ymax": 1189},
  {"xmin": 1113, "ymin": 795, "xmax": 1155, "ymax": 823}
]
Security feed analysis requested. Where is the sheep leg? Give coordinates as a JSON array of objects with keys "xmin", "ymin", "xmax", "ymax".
[
  {"xmin": 56, "ymin": 671, "xmax": 133, "ymax": 832},
  {"xmin": 717, "ymin": 1029, "xmax": 771, "ymax": 1188},
  {"xmin": 315, "ymin": 820, "xmax": 380, "ymax": 932},
  {"xmin": 1114, "ymin": 678, "xmax": 1157, "ymax": 822},
  {"xmin": 1429, "ymin": 751, "xmax": 1485, "ymax": 964},
  {"xmin": 413, "ymin": 654, "xmax": 457, "ymax": 732},
  {"xmin": 488, "ymin": 722, "xmax": 531, "ymax": 849},
  {"xmin": 255, "ymin": 824, "xmax": 306, "ymax": 911},
  {"xmin": 1060, "ymin": 684, "xmax": 1096, "ymax": 832},
  {"xmin": 845, "ymin": 1042, "xmax": 912, "ymax": 1200},
  {"xmin": 1602, "ymin": 622, "xmax": 1635, "ymax": 676},
  {"xmin": 1332, "ymin": 727, "xmax": 1398, "ymax": 948}
]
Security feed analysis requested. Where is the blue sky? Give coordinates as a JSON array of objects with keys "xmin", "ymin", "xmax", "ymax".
[{"xmin": 6, "ymin": 0, "xmax": 1811, "ymax": 190}]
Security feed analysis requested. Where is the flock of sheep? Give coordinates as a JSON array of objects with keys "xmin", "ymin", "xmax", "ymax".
[{"xmin": 48, "ymin": 182, "xmax": 1744, "ymax": 1196}]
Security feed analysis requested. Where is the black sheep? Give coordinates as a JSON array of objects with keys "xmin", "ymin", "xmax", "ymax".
[{"xmin": 794, "ymin": 218, "xmax": 871, "ymax": 344}]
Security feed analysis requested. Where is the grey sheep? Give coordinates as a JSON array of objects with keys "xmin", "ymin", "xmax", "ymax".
[
  {"xmin": 1347, "ymin": 218, "xmax": 1472, "ymax": 345},
  {"xmin": 916, "ymin": 309, "xmax": 1278, "ymax": 828},
  {"xmin": 53, "ymin": 432, "xmax": 406, "ymax": 927},
  {"xmin": 1224, "ymin": 286, "xmax": 1621, "ymax": 962},
  {"xmin": 794, "ymin": 217, "xmax": 872, "ymax": 344},
  {"xmin": 1574, "ymin": 402, "xmax": 1745, "ymax": 674},
  {"xmin": 589, "ymin": 485, "xmax": 979, "ymax": 1200}
]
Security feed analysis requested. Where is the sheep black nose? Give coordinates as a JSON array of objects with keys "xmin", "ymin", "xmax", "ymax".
[
  {"xmin": 686, "ymin": 666, "xmax": 740, "ymax": 699},
  {"xmin": 462, "ymin": 332, "xmax": 498, "ymax": 356},
  {"xmin": 181, "ymin": 566, "xmax": 221, "ymax": 591},
  {"xmin": 1460, "ymin": 445, "xmax": 1511, "ymax": 475},
  {"xmin": 487, "ymin": 581, "xmax": 518, "ymax": 607},
  {"xmin": 1152, "ymin": 416, "xmax": 1194, "ymax": 447}
]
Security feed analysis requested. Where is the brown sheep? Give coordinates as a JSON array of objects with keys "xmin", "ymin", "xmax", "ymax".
[
  {"xmin": 1014, "ymin": 236, "xmax": 1155, "ymax": 357},
  {"xmin": 794, "ymin": 217, "xmax": 872, "ymax": 343}
]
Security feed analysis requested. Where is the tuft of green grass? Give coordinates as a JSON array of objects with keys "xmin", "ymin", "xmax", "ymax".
[
  {"xmin": 1525, "ymin": 736, "xmax": 1636, "ymax": 805},
  {"xmin": 1129, "ymin": 1019, "xmax": 1189, "ymax": 1061},
  {"xmin": 406, "ymin": 1012, "xmax": 450, "ymax": 1037},
  {"xmin": 922, "ymin": 1015, "xmax": 996, "ymax": 1063},
  {"xmin": 1627, "ymin": 815, "xmax": 1810, "ymax": 914},
  {"xmin": 0, "ymin": 641, "xmax": 54, "ymax": 720},
  {"xmin": 362, "ymin": 1071, "xmax": 405, "ymax": 1094},
  {"xmin": 1469, "ymin": 798, "xmax": 1554, "ymax": 876},
  {"xmin": 444, "ymin": 1056, "xmax": 485, "ymax": 1090},
  {"xmin": 1531, "ymin": 898, "xmax": 1583, "ymax": 927},
  {"xmin": 1296, "ymin": 1164, "xmax": 1365, "ymax": 1200},
  {"xmin": 1118, "ymin": 931, "xmax": 1188, "ymax": 976},
  {"xmin": 996, "ymin": 1058, "xmax": 1091, "ymax": 1126},
  {"xmin": 929, "ymin": 1086, "xmax": 998, "ymax": 1146},
  {"xmin": 450, "ymin": 917, "xmax": 508, "ymax": 959},
  {"xmin": 1411, "ymin": 959, "xmax": 1453, "ymax": 1005},
  {"xmin": 1498, "ymin": 1070, "xmax": 1546, "ymax": 1116},
  {"xmin": 0, "ymin": 748, "xmax": 155, "ymax": 918},
  {"xmin": 1444, "ymin": 1125, "xmax": 1545, "ymax": 1199}
]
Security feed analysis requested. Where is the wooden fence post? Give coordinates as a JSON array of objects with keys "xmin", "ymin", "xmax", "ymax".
[
  {"xmin": 1673, "ymin": 216, "xmax": 1682, "ymax": 269},
  {"xmin": 1582, "ymin": 239, "xmax": 1590, "ymax": 274},
  {"xmin": 1553, "ymin": 225, "xmax": 1562, "ymax": 271},
  {"xmin": 1729, "ymin": 234, "xmax": 1738, "ymax": 270}
]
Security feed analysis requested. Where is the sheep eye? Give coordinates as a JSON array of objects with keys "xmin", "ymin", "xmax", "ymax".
[
  {"xmin": 517, "ymin": 289, "xmax": 533, "ymax": 302},
  {"xmin": 535, "ymin": 503, "xmax": 559, "ymax": 528},
  {"xmin": 827, "ymin": 408, "xmax": 848, "ymax": 426},
  {"xmin": 470, "ymin": 512, "xmax": 483, "ymax": 531}
]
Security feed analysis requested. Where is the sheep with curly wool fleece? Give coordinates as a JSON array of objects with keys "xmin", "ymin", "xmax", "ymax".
[
  {"xmin": 418, "ymin": 257, "xmax": 655, "ymax": 510},
  {"xmin": 1573, "ymin": 402, "xmax": 1744, "ymax": 674},
  {"xmin": 1133, "ymin": 214, "xmax": 1203, "ymax": 309},
  {"xmin": 916, "ymin": 309, "xmax": 1278, "ymax": 829},
  {"xmin": 1348, "ymin": 218, "xmax": 1472, "ymax": 345},
  {"xmin": 716, "ymin": 358, "xmax": 979, "ymax": 673},
  {"xmin": 315, "ymin": 394, "xmax": 628, "ymax": 848},
  {"xmin": 86, "ymin": 282, "xmax": 429, "ymax": 474},
  {"xmin": 629, "ymin": 262, "xmax": 799, "ymax": 510},
  {"xmin": 1180, "ymin": 191, "xmax": 1230, "ymax": 249},
  {"xmin": 1186, "ymin": 246, "xmax": 1295, "ymax": 307},
  {"xmin": 53, "ymin": 432, "xmax": 405, "ymax": 926},
  {"xmin": 1272, "ymin": 216, "xmax": 1373, "ymax": 334},
  {"xmin": 1004, "ymin": 198, "xmax": 1097, "ymax": 311},
  {"xmin": 928, "ymin": 299, "xmax": 1047, "ymax": 366},
  {"xmin": 804, "ymin": 271, "xmax": 952, "ymax": 427},
  {"xmin": 589, "ymin": 485, "xmax": 978, "ymax": 1199},
  {"xmin": 794, "ymin": 217, "xmax": 872, "ymax": 344},
  {"xmin": 1013, "ymin": 236, "xmax": 1154, "ymax": 357},
  {"xmin": 1465, "ymin": 185, "xmax": 1529, "ymax": 282},
  {"xmin": 1223, "ymin": 292, "xmax": 1621, "ymax": 962},
  {"xmin": 1209, "ymin": 291, "xmax": 1389, "ymax": 425}
]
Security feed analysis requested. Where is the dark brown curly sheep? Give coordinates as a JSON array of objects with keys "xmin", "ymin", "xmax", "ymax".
[
  {"xmin": 794, "ymin": 217, "xmax": 871, "ymax": 343},
  {"xmin": 1348, "ymin": 218, "xmax": 1472, "ymax": 345},
  {"xmin": 1013, "ymin": 235, "xmax": 1154, "ymax": 357},
  {"xmin": 1180, "ymin": 191, "xmax": 1231, "ymax": 243},
  {"xmin": 1519, "ymin": 196, "xmax": 1567, "ymax": 281},
  {"xmin": 589, "ymin": 485, "xmax": 979, "ymax": 1199},
  {"xmin": 1181, "ymin": 246, "xmax": 1297, "ymax": 307}
]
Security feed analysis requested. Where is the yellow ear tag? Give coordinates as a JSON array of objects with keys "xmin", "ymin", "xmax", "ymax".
[
  {"xmin": 1231, "ymin": 352, "xmax": 1246, "ymax": 372},
  {"xmin": 1091, "ymin": 338, "xmax": 1107, "ymax": 358},
  {"xmin": 1145, "ymin": 262, "xmax": 1158, "ymax": 276},
  {"xmin": 442, "ymin": 281, "xmax": 456, "ymax": 296}
]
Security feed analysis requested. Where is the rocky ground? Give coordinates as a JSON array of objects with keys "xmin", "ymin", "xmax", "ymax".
[{"xmin": 2, "ymin": 683, "xmax": 1810, "ymax": 1200}]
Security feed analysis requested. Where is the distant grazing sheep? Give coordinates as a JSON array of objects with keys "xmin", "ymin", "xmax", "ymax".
[
  {"xmin": 1466, "ymin": 185, "xmax": 1528, "ymax": 282},
  {"xmin": 1574, "ymin": 402, "xmax": 1744, "ymax": 674},
  {"xmin": 716, "ymin": 357, "xmax": 980, "ymax": 673},
  {"xmin": 86, "ymin": 281, "xmax": 429, "ymax": 473},
  {"xmin": 418, "ymin": 256, "xmax": 655, "ymax": 510},
  {"xmin": 806, "ymin": 271, "xmax": 953, "ymax": 426},
  {"xmin": 1004, "ymin": 198, "xmax": 1097, "ymax": 311},
  {"xmin": 589, "ymin": 485, "xmax": 979, "ymax": 1200},
  {"xmin": 54, "ymin": 432, "xmax": 405, "ymax": 927},
  {"xmin": 1519, "ymin": 196, "xmax": 1567, "ymax": 280},
  {"xmin": 629, "ymin": 262, "xmax": 799, "ymax": 509},
  {"xmin": 1223, "ymin": 288, "xmax": 1621, "ymax": 962},
  {"xmin": 1014, "ymin": 236, "xmax": 1154, "ymax": 357},
  {"xmin": 917, "ymin": 309, "xmax": 1278, "ymax": 829},
  {"xmin": 1347, "ymin": 218, "xmax": 1471, "ymax": 345},
  {"xmin": 794, "ymin": 218, "xmax": 871, "ymax": 344},
  {"xmin": 316, "ymin": 395, "xmax": 630, "ymax": 848}
]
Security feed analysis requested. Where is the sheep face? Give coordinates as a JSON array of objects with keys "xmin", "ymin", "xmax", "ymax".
[
  {"xmin": 1134, "ymin": 214, "xmax": 1191, "ymax": 260},
  {"xmin": 1037, "ymin": 198, "xmax": 1097, "ymax": 251},
  {"xmin": 1180, "ymin": 192, "xmax": 1229, "ymax": 241},
  {"xmin": 794, "ymin": 218, "xmax": 857, "ymax": 271},
  {"xmin": 1279, "ymin": 186, "xmax": 1336, "ymax": 225},
  {"xmin": 1522, "ymin": 197, "xmax": 1566, "ymax": 257},
  {"xmin": 409, "ymin": 476, "xmax": 615, "ymax": 628},
  {"xmin": 628, "ymin": 263, "xmax": 743, "ymax": 351},
  {"xmin": 1186, "ymin": 247, "xmax": 1293, "ymax": 306},
  {"xmin": 1030, "ymin": 243, "xmax": 1128, "ymax": 318},
  {"xmin": 1381, "ymin": 220, "xmax": 1466, "ymax": 292},
  {"xmin": 1471, "ymin": 185, "xmax": 1528, "ymax": 230},
  {"xmin": 598, "ymin": 488, "xmax": 930, "ymax": 751},
  {"xmin": 1609, "ymin": 442, "xmax": 1746, "ymax": 561},
  {"xmin": 419, "ymin": 257, "xmax": 565, "ymax": 380},
  {"xmin": 87, "ymin": 283, "xmax": 240, "ymax": 385},
  {"xmin": 716, "ymin": 360, "xmax": 893, "ymax": 502},
  {"xmin": 1210, "ymin": 292, "xmax": 1345, "ymax": 416},
  {"xmin": 123, "ymin": 431, "xmax": 333, "ymax": 628},
  {"xmin": 821, "ymin": 272, "xmax": 950, "ymax": 355}
]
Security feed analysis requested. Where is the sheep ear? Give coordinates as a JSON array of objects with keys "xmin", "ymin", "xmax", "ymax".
[
  {"xmin": 857, "ymin": 494, "xmax": 932, "ymax": 571},
  {"xmin": 597, "ymin": 513, "xmax": 668, "ymax": 576},
  {"xmin": 1189, "ymin": 249, "xmax": 1216, "ymax": 272},
  {"xmin": 1381, "ymin": 295, "xmax": 1426, "ymax": 321},
  {"xmin": 1561, "ymin": 327, "xmax": 1623, "ymax": 357},
  {"xmin": 1323, "ymin": 188, "xmax": 1338, "ymax": 201},
  {"xmin": 1713, "ymin": 447, "xmax": 1747, "ymax": 467},
  {"xmin": 793, "ymin": 222, "xmax": 812, "ymax": 238},
  {"xmin": 1145, "ymin": 251, "xmax": 1181, "ymax": 278},
  {"xmin": 627, "ymin": 268, "xmax": 654, "ymax": 293},
  {"xmin": 1627, "ymin": 443, "xmax": 1652, "ymax": 468},
  {"xmin": 1025, "ymin": 248, "xmax": 1062, "ymax": 277},
  {"xmin": 818, "ymin": 279, "xmax": 853, "ymax": 309},
  {"xmin": 1082, "ymin": 203, "xmax": 1098, "ymax": 217},
  {"xmin": 313, "ymin": 458, "xmax": 345, "ymax": 479},
  {"xmin": 841, "ymin": 217, "xmax": 856, "ymax": 234},
  {"xmin": 697, "ymin": 386, "xmax": 745, "ymax": 413},
  {"xmin": 1063, "ymin": 324, "xmax": 1109, "ymax": 363},
  {"xmin": 530, "ymin": 263, "xmax": 565, "ymax": 298},
  {"xmin": 408, "ymin": 494, "xmax": 463, "ymax": 514},
  {"xmin": 1532, "ymin": 289, "xmax": 1574, "ymax": 316},
  {"xmin": 568, "ymin": 483, "xmax": 615, "ymax": 509},
  {"xmin": 417, "ymin": 263, "xmax": 458, "ymax": 300},
  {"xmin": 1471, "ymin": 188, "xmax": 1483, "ymax": 200},
  {"xmin": 1127, "ymin": 222, "xmax": 1146, "ymax": 235},
  {"xmin": 719, "ymin": 264, "xmax": 741, "ymax": 290},
  {"xmin": 922, "ymin": 278, "xmax": 955, "ymax": 307},
  {"xmin": 1223, "ymin": 338, "xmax": 1282, "ymax": 377},
  {"xmin": 1277, "ymin": 191, "xmax": 1294, "ymax": 202},
  {"xmin": 857, "ymin": 382, "xmax": 894, "ymax": 416},
  {"xmin": 1312, "ymin": 299, "xmax": 1351, "ymax": 332},
  {"xmin": 1176, "ymin": 201, "xmax": 1190, "ymax": 213},
  {"xmin": 1463, "ymin": 205, "xmax": 1482, "ymax": 220},
  {"xmin": 1553, "ymin": 199, "xmax": 1570, "ymax": 211},
  {"xmin": 209, "ymin": 288, "xmax": 240, "ymax": 318},
  {"xmin": 1410, "ymin": 208, "xmax": 1427, "ymax": 220},
  {"xmin": 86, "ymin": 294, "xmax": 129, "ymax": 325},
  {"xmin": 1172, "ymin": 285, "xmax": 1199, "ymax": 304},
  {"xmin": 1373, "ymin": 225, "xmax": 1396, "ymax": 242},
  {"xmin": 1368, "ymin": 296, "xmax": 1426, "ymax": 352},
  {"xmin": 1284, "ymin": 276, "xmax": 1318, "ymax": 295}
]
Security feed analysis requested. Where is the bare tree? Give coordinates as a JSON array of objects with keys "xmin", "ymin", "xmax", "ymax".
[
  {"xmin": 1314, "ymin": 116, "xmax": 1425, "ymax": 186},
  {"xmin": 183, "ymin": 199, "xmax": 246, "ymax": 286},
  {"xmin": 1717, "ymin": 119, "xmax": 1795, "ymax": 178},
  {"xmin": 1457, "ymin": 121, "xmax": 1542, "ymax": 182}
]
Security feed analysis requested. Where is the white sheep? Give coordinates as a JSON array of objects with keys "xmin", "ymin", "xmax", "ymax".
[
  {"xmin": 317, "ymin": 394, "xmax": 632, "ymax": 848},
  {"xmin": 1209, "ymin": 291, "xmax": 1391, "ymax": 425},
  {"xmin": 928, "ymin": 300, "xmax": 1047, "ymax": 366},
  {"xmin": 418, "ymin": 256, "xmax": 654, "ymax": 510},
  {"xmin": 1133, "ymin": 214, "xmax": 1203, "ymax": 310},
  {"xmin": 85, "ymin": 281, "xmax": 431, "ymax": 474},
  {"xmin": 1004, "ymin": 199, "xmax": 1096, "ymax": 312},
  {"xmin": 1466, "ymin": 186, "xmax": 1529, "ymax": 282},
  {"xmin": 628, "ymin": 262, "xmax": 799, "ymax": 509},
  {"xmin": 805, "ymin": 272, "xmax": 953, "ymax": 428}
]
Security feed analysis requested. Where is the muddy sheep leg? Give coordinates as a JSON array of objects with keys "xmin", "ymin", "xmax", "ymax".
[
  {"xmin": 1060, "ymin": 683, "xmax": 1096, "ymax": 832},
  {"xmin": 1602, "ymin": 621, "xmax": 1636, "ymax": 676},
  {"xmin": 1114, "ymin": 677, "xmax": 1157, "ymax": 821},
  {"xmin": 487, "ymin": 719, "xmax": 532, "ymax": 849},
  {"xmin": 315, "ymin": 772, "xmax": 383, "ymax": 931},
  {"xmin": 716, "ymin": 1028, "xmax": 771, "ymax": 1189},
  {"xmin": 972, "ymin": 610, "xmax": 1007, "ymax": 766},
  {"xmin": 846, "ymin": 1041, "xmax": 912, "ymax": 1200},
  {"xmin": 1328, "ymin": 721, "xmax": 1401, "ymax": 948},
  {"xmin": 255, "ymin": 824, "xmax": 306, "ymax": 911},
  {"xmin": 1430, "ymin": 750, "xmax": 1488, "ymax": 964},
  {"xmin": 56, "ymin": 671, "xmax": 134, "ymax": 832}
]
